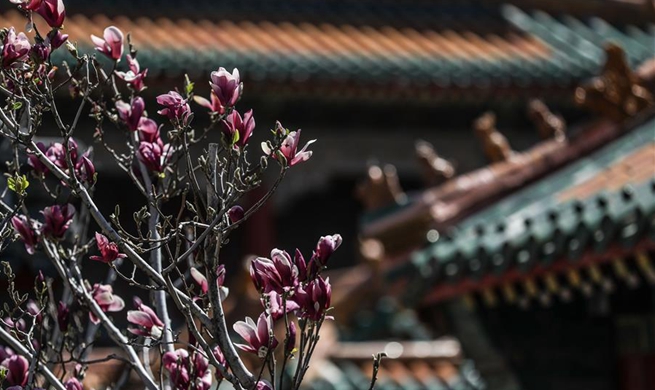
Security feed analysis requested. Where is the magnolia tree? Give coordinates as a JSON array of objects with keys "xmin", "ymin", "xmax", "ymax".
[{"xmin": 0, "ymin": 1, "xmax": 344, "ymax": 389}]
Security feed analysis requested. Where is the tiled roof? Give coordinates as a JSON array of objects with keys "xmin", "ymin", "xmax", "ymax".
[
  {"xmin": 2, "ymin": 3, "xmax": 652, "ymax": 99},
  {"xmin": 402, "ymin": 113, "xmax": 655, "ymax": 304},
  {"xmin": 305, "ymin": 339, "xmax": 485, "ymax": 390}
]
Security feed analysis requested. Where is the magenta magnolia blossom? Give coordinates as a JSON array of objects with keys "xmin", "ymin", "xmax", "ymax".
[
  {"xmin": 137, "ymin": 117, "xmax": 161, "ymax": 143},
  {"xmin": 40, "ymin": 204, "xmax": 75, "ymax": 239},
  {"xmin": 9, "ymin": 0, "xmax": 42, "ymax": 11},
  {"xmin": 116, "ymin": 97, "xmax": 145, "ymax": 131},
  {"xmin": 90, "ymin": 232, "xmax": 127, "ymax": 263},
  {"xmin": 294, "ymin": 276, "xmax": 332, "ymax": 321},
  {"xmin": 264, "ymin": 290, "xmax": 299, "ymax": 321},
  {"xmin": 2, "ymin": 28, "xmax": 30, "ymax": 68},
  {"xmin": 193, "ymin": 91, "xmax": 222, "ymax": 113},
  {"xmin": 209, "ymin": 67, "xmax": 242, "ymax": 112},
  {"xmin": 89, "ymin": 283, "xmax": 125, "ymax": 324},
  {"xmin": 137, "ymin": 141, "xmax": 173, "ymax": 173},
  {"xmin": 116, "ymin": 55, "xmax": 147, "ymax": 92},
  {"xmin": 190, "ymin": 265, "xmax": 228, "ymax": 299},
  {"xmin": 162, "ymin": 349, "xmax": 211, "ymax": 390},
  {"xmin": 30, "ymin": 40, "xmax": 50, "ymax": 63},
  {"xmin": 312, "ymin": 234, "xmax": 343, "ymax": 267},
  {"xmin": 28, "ymin": 142, "xmax": 48, "ymax": 175},
  {"xmin": 233, "ymin": 312, "xmax": 278, "ymax": 358},
  {"xmin": 47, "ymin": 28, "xmax": 68, "ymax": 49},
  {"xmin": 250, "ymin": 249, "xmax": 300, "ymax": 294},
  {"xmin": 45, "ymin": 138, "xmax": 78, "ymax": 170},
  {"xmin": 221, "ymin": 109, "xmax": 255, "ymax": 148},
  {"xmin": 213, "ymin": 346, "xmax": 227, "ymax": 380},
  {"xmin": 91, "ymin": 26, "xmax": 124, "ymax": 61},
  {"xmin": 36, "ymin": 0, "xmax": 65, "ymax": 28},
  {"xmin": 263, "ymin": 129, "xmax": 316, "ymax": 167},
  {"xmin": 11, "ymin": 215, "xmax": 40, "ymax": 254},
  {"xmin": 75, "ymin": 153, "xmax": 96, "ymax": 184},
  {"xmin": 1, "ymin": 354, "xmax": 28, "ymax": 386},
  {"xmin": 64, "ymin": 378, "xmax": 82, "ymax": 390},
  {"xmin": 127, "ymin": 297, "xmax": 164, "ymax": 338},
  {"xmin": 157, "ymin": 91, "xmax": 191, "ymax": 125}
]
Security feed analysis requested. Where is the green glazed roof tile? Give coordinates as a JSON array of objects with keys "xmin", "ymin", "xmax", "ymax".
[{"xmin": 406, "ymin": 114, "xmax": 655, "ymax": 289}]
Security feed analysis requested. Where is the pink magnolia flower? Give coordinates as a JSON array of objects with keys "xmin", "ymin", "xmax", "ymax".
[
  {"xmin": 293, "ymin": 276, "xmax": 332, "ymax": 321},
  {"xmin": 162, "ymin": 349, "xmax": 191, "ymax": 389},
  {"xmin": 89, "ymin": 284, "xmax": 125, "ymax": 324},
  {"xmin": 127, "ymin": 297, "xmax": 164, "ymax": 338},
  {"xmin": 233, "ymin": 312, "xmax": 278, "ymax": 358},
  {"xmin": 157, "ymin": 91, "xmax": 191, "ymax": 126},
  {"xmin": 193, "ymin": 91, "xmax": 223, "ymax": 114},
  {"xmin": 45, "ymin": 138, "xmax": 78, "ymax": 171},
  {"xmin": 26, "ymin": 299, "xmax": 42, "ymax": 322},
  {"xmin": 28, "ymin": 142, "xmax": 49, "ymax": 175},
  {"xmin": 30, "ymin": 39, "xmax": 50, "ymax": 63},
  {"xmin": 40, "ymin": 204, "xmax": 75, "ymax": 239},
  {"xmin": 116, "ymin": 55, "xmax": 147, "ymax": 92},
  {"xmin": 75, "ymin": 153, "xmax": 96, "ymax": 184},
  {"xmin": 221, "ymin": 109, "xmax": 255, "ymax": 148},
  {"xmin": 311, "ymin": 234, "xmax": 343, "ymax": 268},
  {"xmin": 47, "ymin": 28, "xmax": 68, "ymax": 49},
  {"xmin": 116, "ymin": 97, "xmax": 145, "ymax": 131},
  {"xmin": 11, "ymin": 215, "xmax": 40, "ymax": 254},
  {"xmin": 64, "ymin": 378, "xmax": 83, "ymax": 390},
  {"xmin": 262, "ymin": 129, "xmax": 316, "ymax": 167},
  {"xmin": 190, "ymin": 265, "xmax": 228, "ymax": 299},
  {"xmin": 213, "ymin": 346, "xmax": 227, "ymax": 380},
  {"xmin": 250, "ymin": 249, "xmax": 299, "ymax": 294},
  {"xmin": 137, "ymin": 141, "xmax": 173, "ymax": 173},
  {"xmin": 91, "ymin": 26, "xmax": 124, "ymax": 62},
  {"xmin": 10, "ymin": 0, "xmax": 42, "ymax": 11},
  {"xmin": 264, "ymin": 290, "xmax": 299, "ymax": 321},
  {"xmin": 162, "ymin": 349, "xmax": 212, "ymax": 390},
  {"xmin": 36, "ymin": 0, "xmax": 65, "ymax": 28},
  {"xmin": 209, "ymin": 67, "xmax": 242, "ymax": 111},
  {"xmin": 2, "ymin": 28, "xmax": 31, "ymax": 68},
  {"xmin": 90, "ymin": 232, "xmax": 127, "ymax": 263},
  {"xmin": 256, "ymin": 381, "xmax": 273, "ymax": 390},
  {"xmin": 190, "ymin": 267, "xmax": 208, "ymax": 295},
  {"xmin": 137, "ymin": 117, "xmax": 161, "ymax": 143},
  {"xmin": 192, "ymin": 353, "xmax": 212, "ymax": 390},
  {"xmin": 1, "ymin": 355, "xmax": 28, "ymax": 386}
]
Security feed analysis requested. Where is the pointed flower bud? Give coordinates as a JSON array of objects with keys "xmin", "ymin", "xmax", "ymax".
[{"xmin": 227, "ymin": 205, "xmax": 244, "ymax": 224}]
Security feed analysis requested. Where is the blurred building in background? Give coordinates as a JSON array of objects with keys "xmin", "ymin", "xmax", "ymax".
[{"xmin": 0, "ymin": 0, "xmax": 654, "ymax": 389}]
